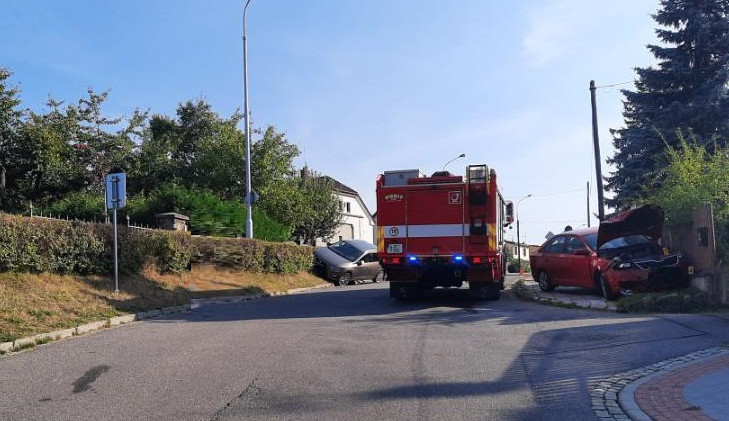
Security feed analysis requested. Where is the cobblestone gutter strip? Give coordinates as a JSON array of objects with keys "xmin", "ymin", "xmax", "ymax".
[
  {"xmin": 512, "ymin": 280, "xmax": 617, "ymax": 311},
  {"xmin": 591, "ymin": 346, "xmax": 729, "ymax": 420},
  {"xmin": 1, "ymin": 283, "xmax": 332, "ymax": 356}
]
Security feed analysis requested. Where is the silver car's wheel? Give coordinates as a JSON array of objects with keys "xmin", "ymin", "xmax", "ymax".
[
  {"xmin": 337, "ymin": 272, "xmax": 352, "ymax": 286},
  {"xmin": 372, "ymin": 269, "xmax": 384, "ymax": 283}
]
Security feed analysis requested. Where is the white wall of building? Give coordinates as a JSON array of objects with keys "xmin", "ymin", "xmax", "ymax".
[{"xmin": 316, "ymin": 192, "xmax": 375, "ymax": 246}]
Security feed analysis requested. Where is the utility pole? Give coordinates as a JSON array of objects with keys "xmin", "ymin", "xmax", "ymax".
[
  {"xmin": 243, "ymin": 0, "xmax": 254, "ymax": 238},
  {"xmin": 590, "ymin": 80, "xmax": 605, "ymax": 221},
  {"xmin": 516, "ymin": 194, "xmax": 532, "ymax": 272}
]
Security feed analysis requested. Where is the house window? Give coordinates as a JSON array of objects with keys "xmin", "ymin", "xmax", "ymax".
[
  {"xmin": 339, "ymin": 200, "xmax": 344, "ymax": 211},
  {"xmin": 346, "ymin": 202, "xmax": 351, "ymax": 213}
]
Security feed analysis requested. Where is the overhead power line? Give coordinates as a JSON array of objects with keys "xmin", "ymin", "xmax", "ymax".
[
  {"xmin": 595, "ymin": 80, "xmax": 634, "ymax": 89},
  {"xmin": 531, "ymin": 187, "xmax": 585, "ymax": 198}
]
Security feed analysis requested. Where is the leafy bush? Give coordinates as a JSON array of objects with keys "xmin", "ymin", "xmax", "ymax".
[
  {"xmin": 38, "ymin": 185, "xmax": 293, "ymax": 242},
  {"xmin": 191, "ymin": 236, "xmax": 313, "ymax": 273},
  {"xmin": 647, "ymin": 135, "xmax": 729, "ymax": 257},
  {"xmin": 40, "ymin": 190, "xmax": 107, "ymax": 222},
  {"xmin": 0, "ymin": 212, "xmax": 190, "ymax": 275},
  {"xmin": 130, "ymin": 184, "xmax": 292, "ymax": 241},
  {"xmin": 616, "ymin": 288, "xmax": 721, "ymax": 313},
  {"xmin": 263, "ymin": 243, "xmax": 315, "ymax": 274}
]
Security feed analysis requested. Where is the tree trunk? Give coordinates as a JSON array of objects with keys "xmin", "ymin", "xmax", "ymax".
[{"xmin": 0, "ymin": 163, "xmax": 7, "ymax": 205}]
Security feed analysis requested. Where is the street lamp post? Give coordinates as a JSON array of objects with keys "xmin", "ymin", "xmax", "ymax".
[
  {"xmin": 243, "ymin": 0, "xmax": 254, "ymax": 238},
  {"xmin": 442, "ymin": 153, "xmax": 466, "ymax": 172},
  {"xmin": 516, "ymin": 194, "xmax": 532, "ymax": 272}
]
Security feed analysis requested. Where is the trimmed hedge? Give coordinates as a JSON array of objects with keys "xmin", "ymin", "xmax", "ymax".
[
  {"xmin": 191, "ymin": 236, "xmax": 313, "ymax": 274},
  {"xmin": 0, "ymin": 213, "xmax": 313, "ymax": 276},
  {"xmin": 0, "ymin": 213, "xmax": 190, "ymax": 274}
]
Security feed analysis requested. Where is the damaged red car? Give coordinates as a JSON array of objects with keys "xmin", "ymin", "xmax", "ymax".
[{"xmin": 529, "ymin": 205, "xmax": 690, "ymax": 300}]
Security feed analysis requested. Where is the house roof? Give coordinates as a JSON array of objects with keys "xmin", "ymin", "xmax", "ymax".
[{"xmin": 320, "ymin": 176, "xmax": 358, "ymax": 195}]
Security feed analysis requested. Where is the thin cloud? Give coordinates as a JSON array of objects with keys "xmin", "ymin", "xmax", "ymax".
[{"xmin": 522, "ymin": 0, "xmax": 587, "ymax": 67}]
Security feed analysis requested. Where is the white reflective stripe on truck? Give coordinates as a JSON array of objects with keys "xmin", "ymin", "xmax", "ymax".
[{"xmin": 380, "ymin": 224, "xmax": 485, "ymax": 238}]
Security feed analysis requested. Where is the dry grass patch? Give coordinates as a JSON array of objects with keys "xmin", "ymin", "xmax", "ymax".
[
  {"xmin": 0, "ymin": 266, "xmax": 327, "ymax": 342},
  {"xmin": 154, "ymin": 264, "xmax": 328, "ymax": 298}
]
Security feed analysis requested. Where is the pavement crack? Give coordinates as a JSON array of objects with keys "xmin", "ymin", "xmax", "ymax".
[
  {"xmin": 210, "ymin": 377, "xmax": 259, "ymax": 421},
  {"xmin": 519, "ymin": 332, "xmax": 707, "ymax": 356},
  {"xmin": 658, "ymin": 315, "xmax": 712, "ymax": 335}
]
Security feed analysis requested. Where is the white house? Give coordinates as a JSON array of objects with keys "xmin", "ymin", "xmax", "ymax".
[
  {"xmin": 300, "ymin": 167, "xmax": 375, "ymax": 246},
  {"xmin": 316, "ymin": 176, "xmax": 375, "ymax": 246},
  {"xmin": 505, "ymin": 240, "xmax": 531, "ymax": 262}
]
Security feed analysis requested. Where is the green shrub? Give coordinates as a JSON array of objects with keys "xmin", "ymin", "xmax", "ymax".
[
  {"xmin": 263, "ymin": 243, "xmax": 314, "ymax": 274},
  {"xmin": 0, "ymin": 212, "xmax": 310, "ymax": 276},
  {"xmin": 129, "ymin": 184, "xmax": 292, "ymax": 241},
  {"xmin": 191, "ymin": 236, "xmax": 312, "ymax": 273},
  {"xmin": 41, "ymin": 191, "xmax": 107, "ymax": 222},
  {"xmin": 0, "ymin": 213, "xmax": 190, "ymax": 275},
  {"xmin": 616, "ymin": 288, "xmax": 721, "ymax": 313}
]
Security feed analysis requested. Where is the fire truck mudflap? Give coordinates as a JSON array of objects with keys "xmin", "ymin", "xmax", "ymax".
[{"xmin": 376, "ymin": 165, "xmax": 514, "ymax": 300}]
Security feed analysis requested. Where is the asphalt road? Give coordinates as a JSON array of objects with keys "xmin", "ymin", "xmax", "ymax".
[{"xmin": 2, "ymin": 275, "xmax": 729, "ymax": 421}]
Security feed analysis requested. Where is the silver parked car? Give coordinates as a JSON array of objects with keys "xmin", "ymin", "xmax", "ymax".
[{"xmin": 314, "ymin": 240, "xmax": 384, "ymax": 286}]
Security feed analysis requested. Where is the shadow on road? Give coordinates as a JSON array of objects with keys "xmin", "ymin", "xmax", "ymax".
[{"xmin": 153, "ymin": 283, "xmax": 618, "ymax": 328}]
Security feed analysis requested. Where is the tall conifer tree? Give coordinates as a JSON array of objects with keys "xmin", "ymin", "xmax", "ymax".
[{"xmin": 607, "ymin": 0, "xmax": 729, "ymax": 209}]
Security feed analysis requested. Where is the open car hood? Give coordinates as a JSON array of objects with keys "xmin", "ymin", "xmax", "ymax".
[{"xmin": 596, "ymin": 204, "xmax": 664, "ymax": 249}]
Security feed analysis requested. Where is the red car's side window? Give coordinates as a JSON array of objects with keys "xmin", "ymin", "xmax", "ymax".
[
  {"xmin": 544, "ymin": 236, "xmax": 566, "ymax": 254},
  {"xmin": 564, "ymin": 236, "xmax": 584, "ymax": 254}
]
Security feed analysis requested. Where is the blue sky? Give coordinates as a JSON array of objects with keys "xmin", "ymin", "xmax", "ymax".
[{"xmin": 1, "ymin": 0, "xmax": 660, "ymax": 245}]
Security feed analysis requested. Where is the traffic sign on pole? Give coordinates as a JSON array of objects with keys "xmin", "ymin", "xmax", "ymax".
[
  {"xmin": 105, "ymin": 171, "xmax": 127, "ymax": 293},
  {"xmin": 105, "ymin": 172, "xmax": 127, "ymax": 210}
]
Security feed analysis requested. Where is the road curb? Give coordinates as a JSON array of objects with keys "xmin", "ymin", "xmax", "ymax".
[
  {"xmin": 513, "ymin": 279, "xmax": 618, "ymax": 311},
  {"xmin": 0, "ymin": 283, "xmax": 331, "ymax": 357},
  {"xmin": 591, "ymin": 346, "xmax": 729, "ymax": 420},
  {"xmin": 191, "ymin": 283, "xmax": 332, "ymax": 307}
]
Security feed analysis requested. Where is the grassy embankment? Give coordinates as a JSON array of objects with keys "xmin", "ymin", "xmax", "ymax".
[{"xmin": 0, "ymin": 266, "xmax": 326, "ymax": 343}]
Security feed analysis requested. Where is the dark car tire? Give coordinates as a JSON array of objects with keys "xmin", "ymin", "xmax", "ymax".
[
  {"xmin": 372, "ymin": 269, "xmax": 385, "ymax": 283},
  {"xmin": 537, "ymin": 271, "xmax": 555, "ymax": 292},
  {"xmin": 598, "ymin": 273, "xmax": 618, "ymax": 300},
  {"xmin": 337, "ymin": 272, "xmax": 352, "ymax": 286}
]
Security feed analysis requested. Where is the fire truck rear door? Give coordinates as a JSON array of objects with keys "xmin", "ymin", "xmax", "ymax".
[{"xmin": 406, "ymin": 188, "xmax": 465, "ymax": 256}]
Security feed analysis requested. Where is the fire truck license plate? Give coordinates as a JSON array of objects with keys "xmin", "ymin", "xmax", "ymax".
[{"xmin": 387, "ymin": 244, "xmax": 403, "ymax": 254}]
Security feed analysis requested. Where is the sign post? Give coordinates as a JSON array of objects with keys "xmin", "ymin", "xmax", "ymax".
[{"xmin": 105, "ymin": 172, "xmax": 127, "ymax": 293}]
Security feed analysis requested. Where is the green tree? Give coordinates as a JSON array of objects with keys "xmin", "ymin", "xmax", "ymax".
[
  {"xmin": 133, "ymin": 100, "xmax": 244, "ymax": 199},
  {"xmin": 132, "ymin": 184, "xmax": 291, "ymax": 241},
  {"xmin": 647, "ymin": 135, "xmax": 729, "ymax": 256},
  {"xmin": 607, "ymin": 0, "xmax": 729, "ymax": 209},
  {"xmin": 4, "ymin": 88, "xmax": 143, "ymax": 209},
  {"xmin": 290, "ymin": 176, "xmax": 341, "ymax": 245},
  {"xmin": 648, "ymin": 135, "xmax": 729, "ymax": 223},
  {"xmin": 0, "ymin": 68, "xmax": 25, "ymax": 210}
]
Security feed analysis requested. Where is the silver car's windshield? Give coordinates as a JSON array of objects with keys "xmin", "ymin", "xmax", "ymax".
[{"xmin": 328, "ymin": 241, "xmax": 363, "ymax": 262}]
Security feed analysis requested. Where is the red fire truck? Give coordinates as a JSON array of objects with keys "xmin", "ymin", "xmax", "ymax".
[{"xmin": 376, "ymin": 165, "xmax": 514, "ymax": 300}]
